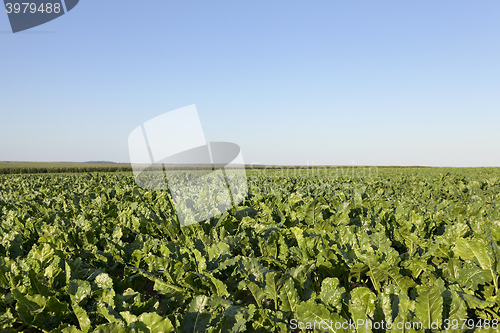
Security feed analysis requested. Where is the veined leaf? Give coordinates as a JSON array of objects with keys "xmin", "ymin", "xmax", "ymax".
[
  {"xmin": 95, "ymin": 273, "xmax": 114, "ymax": 290},
  {"xmin": 447, "ymin": 290, "xmax": 468, "ymax": 333},
  {"xmin": 456, "ymin": 292, "xmax": 494, "ymax": 309},
  {"xmin": 456, "ymin": 267, "xmax": 492, "ymax": 291},
  {"xmin": 92, "ymin": 323, "xmax": 128, "ymax": 333},
  {"xmin": 206, "ymin": 273, "xmax": 230, "ymax": 297},
  {"xmin": 414, "ymin": 286, "xmax": 443, "ymax": 329},
  {"xmin": 295, "ymin": 301, "xmax": 346, "ymax": 333},
  {"xmin": 349, "ymin": 287, "xmax": 376, "ymax": 333},
  {"xmin": 247, "ymin": 281, "xmax": 265, "ymax": 309},
  {"xmin": 137, "ymin": 312, "xmax": 174, "ymax": 333},
  {"xmin": 279, "ymin": 277, "xmax": 299, "ymax": 313},
  {"xmin": 392, "ymin": 296, "xmax": 418, "ymax": 333},
  {"xmin": 454, "ymin": 237, "xmax": 498, "ymax": 291},
  {"xmin": 264, "ymin": 272, "xmax": 278, "ymax": 311},
  {"xmin": 72, "ymin": 303, "xmax": 91, "ymax": 333},
  {"xmin": 319, "ymin": 277, "xmax": 344, "ymax": 309},
  {"xmin": 185, "ymin": 295, "xmax": 211, "ymax": 333},
  {"xmin": 305, "ymin": 200, "xmax": 324, "ymax": 226},
  {"xmin": 386, "ymin": 266, "xmax": 415, "ymax": 293},
  {"xmin": 192, "ymin": 248, "xmax": 207, "ymax": 273},
  {"xmin": 68, "ymin": 280, "xmax": 92, "ymax": 305},
  {"xmin": 290, "ymin": 227, "xmax": 305, "ymax": 249}
]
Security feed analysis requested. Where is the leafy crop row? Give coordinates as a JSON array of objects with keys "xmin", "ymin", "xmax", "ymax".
[
  {"xmin": 0, "ymin": 166, "xmax": 133, "ymax": 175},
  {"xmin": 0, "ymin": 168, "xmax": 499, "ymax": 332}
]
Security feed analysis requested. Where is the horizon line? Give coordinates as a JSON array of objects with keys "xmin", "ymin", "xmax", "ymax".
[{"xmin": 1, "ymin": 161, "xmax": 499, "ymax": 168}]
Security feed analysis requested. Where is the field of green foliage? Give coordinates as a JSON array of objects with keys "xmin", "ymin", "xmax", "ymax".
[
  {"xmin": 0, "ymin": 162, "xmax": 132, "ymax": 175},
  {"xmin": 0, "ymin": 167, "xmax": 499, "ymax": 332}
]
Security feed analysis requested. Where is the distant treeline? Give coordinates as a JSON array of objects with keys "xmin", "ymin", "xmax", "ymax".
[{"xmin": 0, "ymin": 166, "xmax": 133, "ymax": 175}]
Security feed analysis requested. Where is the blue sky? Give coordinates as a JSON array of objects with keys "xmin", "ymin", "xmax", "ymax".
[{"xmin": 1, "ymin": 0, "xmax": 499, "ymax": 166}]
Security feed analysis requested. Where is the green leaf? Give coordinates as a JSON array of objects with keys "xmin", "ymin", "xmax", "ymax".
[
  {"xmin": 264, "ymin": 272, "xmax": 278, "ymax": 311},
  {"xmin": 386, "ymin": 266, "xmax": 415, "ymax": 293},
  {"xmin": 68, "ymin": 280, "xmax": 92, "ymax": 305},
  {"xmin": 12, "ymin": 289, "xmax": 45, "ymax": 324},
  {"xmin": 319, "ymin": 277, "xmax": 343, "ymax": 309},
  {"xmin": 92, "ymin": 323, "xmax": 129, "ymax": 333},
  {"xmin": 290, "ymin": 227, "xmax": 305, "ymax": 249},
  {"xmin": 365, "ymin": 263, "xmax": 386, "ymax": 294},
  {"xmin": 98, "ymin": 306, "xmax": 123, "ymax": 324},
  {"xmin": 45, "ymin": 296, "xmax": 70, "ymax": 313},
  {"xmin": 28, "ymin": 269, "xmax": 51, "ymax": 296},
  {"xmin": 60, "ymin": 326, "xmax": 84, "ymax": 333},
  {"xmin": 0, "ymin": 309, "xmax": 15, "ymax": 329},
  {"xmin": 95, "ymin": 273, "xmax": 114, "ymax": 289},
  {"xmin": 349, "ymin": 287, "xmax": 376, "ymax": 333},
  {"xmin": 456, "ymin": 267, "xmax": 492, "ymax": 291},
  {"xmin": 295, "ymin": 301, "xmax": 346, "ymax": 333},
  {"xmin": 137, "ymin": 312, "xmax": 174, "ymax": 333},
  {"xmin": 456, "ymin": 292, "xmax": 494, "ymax": 309},
  {"xmin": 238, "ymin": 257, "xmax": 269, "ymax": 284},
  {"xmin": 247, "ymin": 281, "xmax": 265, "ymax": 309},
  {"xmin": 279, "ymin": 277, "xmax": 299, "ymax": 313},
  {"xmin": 185, "ymin": 295, "xmax": 211, "ymax": 333},
  {"xmin": 454, "ymin": 237, "xmax": 498, "ymax": 291},
  {"xmin": 377, "ymin": 284, "xmax": 398, "ymax": 326},
  {"xmin": 304, "ymin": 200, "xmax": 323, "ymax": 226},
  {"xmin": 414, "ymin": 286, "xmax": 443, "ymax": 329},
  {"xmin": 217, "ymin": 306, "xmax": 249, "ymax": 333},
  {"xmin": 72, "ymin": 303, "xmax": 91, "ymax": 333},
  {"xmin": 28, "ymin": 243, "xmax": 55, "ymax": 264},
  {"xmin": 192, "ymin": 248, "xmax": 207, "ymax": 273},
  {"xmin": 206, "ymin": 273, "xmax": 230, "ymax": 297},
  {"xmin": 120, "ymin": 311, "xmax": 137, "ymax": 326},
  {"xmin": 392, "ymin": 296, "xmax": 418, "ymax": 333},
  {"xmin": 207, "ymin": 242, "xmax": 231, "ymax": 262},
  {"xmin": 447, "ymin": 290, "xmax": 468, "ymax": 333},
  {"xmin": 153, "ymin": 280, "xmax": 185, "ymax": 294}
]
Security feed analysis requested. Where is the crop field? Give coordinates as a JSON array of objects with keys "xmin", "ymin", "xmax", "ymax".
[
  {"xmin": 0, "ymin": 163, "xmax": 132, "ymax": 175},
  {"xmin": 0, "ymin": 167, "xmax": 499, "ymax": 332}
]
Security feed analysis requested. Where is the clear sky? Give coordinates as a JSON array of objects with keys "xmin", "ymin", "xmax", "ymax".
[{"xmin": 1, "ymin": 0, "xmax": 499, "ymax": 166}]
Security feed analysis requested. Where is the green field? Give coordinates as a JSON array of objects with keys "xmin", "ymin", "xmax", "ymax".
[
  {"xmin": 0, "ymin": 167, "xmax": 499, "ymax": 332},
  {"xmin": 0, "ymin": 162, "xmax": 128, "ymax": 169},
  {"xmin": 0, "ymin": 162, "xmax": 132, "ymax": 175}
]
